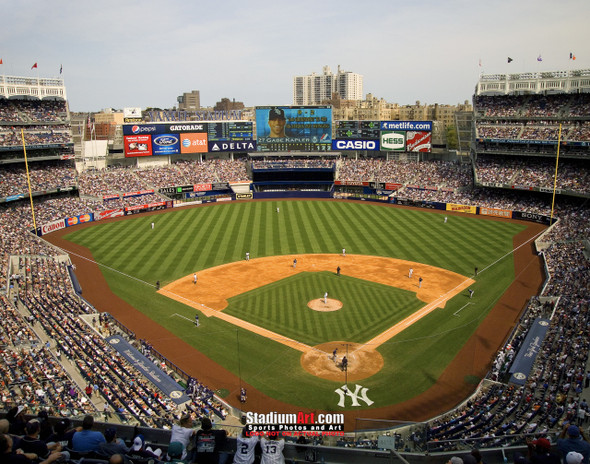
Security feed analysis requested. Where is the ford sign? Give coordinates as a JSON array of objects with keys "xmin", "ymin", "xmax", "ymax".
[{"xmin": 154, "ymin": 135, "xmax": 179, "ymax": 146}]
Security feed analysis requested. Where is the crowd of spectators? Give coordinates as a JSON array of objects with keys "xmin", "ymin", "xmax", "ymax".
[
  {"xmin": 0, "ymin": 100, "xmax": 68, "ymax": 124},
  {"xmin": 475, "ymin": 94, "xmax": 590, "ymax": 144},
  {"xmin": 0, "ymin": 155, "xmax": 588, "ymax": 453}
]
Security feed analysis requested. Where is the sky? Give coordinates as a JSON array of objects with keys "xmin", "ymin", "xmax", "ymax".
[{"xmin": 1, "ymin": 0, "xmax": 589, "ymax": 113}]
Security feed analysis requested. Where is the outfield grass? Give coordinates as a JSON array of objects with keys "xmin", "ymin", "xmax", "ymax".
[{"xmin": 63, "ymin": 200, "xmax": 526, "ymax": 410}]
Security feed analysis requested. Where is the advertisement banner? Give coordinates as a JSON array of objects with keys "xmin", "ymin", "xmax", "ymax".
[
  {"xmin": 385, "ymin": 183, "xmax": 402, "ymax": 191},
  {"xmin": 381, "ymin": 131, "xmax": 406, "ymax": 151},
  {"xmin": 106, "ymin": 335, "xmax": 190, "ymax": 405},
  {"xmin": 406, "ymin": 131, "xmax": 432, "ymax": 152},
  {"xmin": 180, "ymin": 132, "xmax": 208, "ymax": 154},
  {"xmin": 66, "ymin": 213, "xmax": 94, "ymax": 227},
  {"xmin": 236, "ymin": 193, "xmax": 253, "ymax": 200},
  {"xmin": 102, "ymin": 194, "xmax": 120, "ymax": 202},
  {"xmin": 125, "ymin": 201, "xmax": 167, "ymax": 214},
  {"xmin": 512, "ymin": 211, "xmax": 552, "ymax": 225},
  {"xmin": 124, "ymin": 135, "xmax": 152, "ymax": 157},
  {"xmin": 255, "ymin": 106, "xmax": 332, "ymax": 152},
  {"xmin": 208, "ymin": 140, "xmax": 256, "ymax": 152},
  {"xmin": 446, "ymin": 203, "xmax": 477, "ymax": 214},
  {"xmin": 194, "ymin": 184, "xmax": 212, "ymax": 192},
  {"xmin": 331, "ymin": 139, "xmax": 380, "ymax": 151},
  {"xmin": 41, "ymin": 219, "xmax": 67, "ymax": 235},
  {"xmin": 381, "ymin": 121, "xmax": 433, "ymax": 131},
  {"xmin": 509, "ymin": 318, "xmax": 550, "ymax": 385},
  {"xmin": 95, "ymin": 209, "xmax": 125, "ymax": 221},
  {"xmin": 479, "ymin": 207, "xmax": 513, "ymax": 219},
  {"xmin": 152, "ymin": 134, "xmax": 180, "ymax": 155},
  {"xmin": 123, "ymin": 190, "xmax": 154, "ymax": 198},
  {"xmin": 334, "ymin": 180, "xmax": 369, "ymax": 186}
]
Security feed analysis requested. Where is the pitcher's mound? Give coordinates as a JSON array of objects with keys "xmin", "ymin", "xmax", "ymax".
[
  {"xmin": 300, "ymin": 342, "xmax": 384, "ymax": 381},
  {"xmin": 308, "ymin": 298, "xmax": 342, "ymax": 312}
]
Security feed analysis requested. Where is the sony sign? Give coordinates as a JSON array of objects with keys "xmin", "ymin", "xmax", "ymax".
[{"xmin": 332, "ymin": 139, "xmax": 379, "ymax": 151}]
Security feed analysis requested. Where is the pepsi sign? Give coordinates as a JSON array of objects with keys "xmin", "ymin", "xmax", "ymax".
[{"xmin": 332, "ymin": 139, "xmax": 380, "ymax": 151}]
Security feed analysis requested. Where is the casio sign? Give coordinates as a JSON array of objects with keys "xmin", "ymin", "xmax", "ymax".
[
  {"xmin": 335, "ymin": 140, "xmax": 377, "ymax": 150},
  {"xmin": 153, "ymin": 135, "xmax": 178, "ymax": 146}
]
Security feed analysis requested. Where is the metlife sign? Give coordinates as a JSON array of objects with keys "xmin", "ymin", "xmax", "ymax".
[
  {"xmin": 331, "ymin": 139, "xmax": 380, "ymax": 151},
  {"xmin": 381, "ymin": 121, "xmax": 432, "ymax": 131}
]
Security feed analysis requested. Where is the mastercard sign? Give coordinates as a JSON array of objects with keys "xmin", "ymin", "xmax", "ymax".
[{"xmin": 180, "ymin": 133, "xmax": 208, "ymax": 153}]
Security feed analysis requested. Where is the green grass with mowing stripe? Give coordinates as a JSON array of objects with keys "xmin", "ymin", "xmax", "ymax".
[
  {"xmin": 63, "ymin": 200, "xmax": 526, "ymax": 410},
  {"xmin": 225, "ymin": 271, "xmax": 423, "ymax": 346}
]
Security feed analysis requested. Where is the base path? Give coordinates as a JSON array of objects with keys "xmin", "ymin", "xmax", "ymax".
[{"xmin": 160, "ymin": 254, "xmax": 474, "ymax": 381}]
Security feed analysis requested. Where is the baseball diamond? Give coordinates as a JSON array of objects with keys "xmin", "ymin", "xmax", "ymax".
[{"xmin": 48, "ymin": 199, "xmax": 545, "ymax": 430}]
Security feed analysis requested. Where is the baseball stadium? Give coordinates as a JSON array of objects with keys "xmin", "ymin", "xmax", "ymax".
[{"xmin": 0, "ymin": 69, "xmax": 589, "ymax": 464}]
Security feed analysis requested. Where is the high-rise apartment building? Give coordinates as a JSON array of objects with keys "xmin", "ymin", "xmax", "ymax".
[{"xmin": 293, "ymin": 66, "xmax": 363, "ymax": 105}]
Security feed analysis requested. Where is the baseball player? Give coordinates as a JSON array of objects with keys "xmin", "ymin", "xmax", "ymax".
[
  {"xmin": 246, "ymin": 252, "xmax": 250, "ymax": 261},
  {"xmin": 408, "ymin": 268, "xmax": 413, "ymax": 278},
  {"xmin": 193, "ymin": 273, "xmax": 197, "ymax": 284},
  {"xmin": 151, "ymin": 222, "xmax": 154, "ymax": 229},
  {"xmin": 260, "ymin": 433, "xmax": 285, "ymax": 464},
  {"xmin": 468, "ymin": 289, "xmax": 474, "ymax": 299},
  {"xmin": 276, "ymin": 207, "xmax": 279, "ymax": 213},
  {"xmin": 342, "ymin": 356, "xmax": 348, "ymax": 371},
  {"xmin": 444, "ymin": 216, "xmax": 448, "ymax": 223},
  {"xmin": 337, "ymin": 266, "xmax": 341, "ymax": 276},
  {"xmin": 418, "ymin": 277, "xmax": 423, "ymax": 288},
  {"xmin": 342, "ymin": 248, "xmax": 346, "ymax": 257},
  {"xmin": 332, "ymin": 348, "xmax": 338, "ymax": 362},
  {"xmin": 293, "ymin": 258, "xmax": 297, "ymax": 268},
  {"xmin": 233, "ymin": 427, "xmax": 258, "ymax": 464},
  {"xmin": 324, "ymin": 292, "xmax": 328, "ymax": 304},
  {"xmin": 155, "ymin": 281, "xmax": 160, "ymax": 290},
  {"xmin": 474, "ymin": 266, "xmax": 478, "ymax": 276},
  {"xmin": 194, "ymin": 314, "xmax": 200, "ymax": 327}
]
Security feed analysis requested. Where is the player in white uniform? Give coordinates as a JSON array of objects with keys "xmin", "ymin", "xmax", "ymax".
[
  {"xmin": 324, "ymin": 292, "xmax": 328, "ymax": 304},
  {"xmin": 246, "ymin": 252, "xmax": 250, "ymax": 261},
  {"xmin": 260, "ymin": 434, "xmax": 285, "ymax": 464},
  {"xmin": 233, "ymin": 427, "xmax": 259, "ymax": 464}
]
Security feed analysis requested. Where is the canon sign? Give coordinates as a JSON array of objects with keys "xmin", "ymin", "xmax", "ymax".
[{"xmin": 332, "ymin": 139, "xmax": 379, "ymax": 151}]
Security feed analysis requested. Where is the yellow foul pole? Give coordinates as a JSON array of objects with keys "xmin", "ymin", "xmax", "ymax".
[
  {"xmin": 549, "ymin": 124, "xmax": 562, "ymax": 226},
  {"xmin": 21, "ymin": 129, "xmax": 38, "ymax": 234}
]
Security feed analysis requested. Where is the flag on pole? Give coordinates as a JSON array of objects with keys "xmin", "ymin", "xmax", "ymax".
[
  {"xmin": 570, "ymin": 52, "xmax": 576, "ymax": 60},
  {"xmin": 0, "ymin": 59, "xmax": 3, "ymax": 65},
  {"xmin": 60, "ymin": 64, "xmax": 63, "ymax": 74},
  {"xmin": 478, "ymin": 58, "xmax": 482, "ymax": 67},
  {"xmin": 507, "ymin": 57, "xmax": 513, "ymax": 63},
  {"xmin": 31, "ymin": 62, "xmax": 38, "ymax": 69},
  {"xmin": 537, "ymin": 55, "xmax": 542, "ymax": 62}
]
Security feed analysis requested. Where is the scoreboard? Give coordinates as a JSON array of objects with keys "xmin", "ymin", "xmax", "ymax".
[
  {"xmin": 207, "ymin": 122, "xmax": 253, "ymax": 141},
  {"xmin": 335, "ymin": 120, "xmax": 380, "ymax": 140}
]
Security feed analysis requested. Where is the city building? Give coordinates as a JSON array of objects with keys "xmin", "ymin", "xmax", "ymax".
[
  {"xmin": 177, "ymin": 90, "xmax": 201, "ymax": 111},
  {"xmin": 293, "ymin": 65, "xmax": 363, "ymax": 105}
]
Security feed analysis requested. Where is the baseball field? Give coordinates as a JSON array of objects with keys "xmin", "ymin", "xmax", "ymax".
[{"xmin": 47, "ymin": 199, "xmax": 545, "ymax": 426}]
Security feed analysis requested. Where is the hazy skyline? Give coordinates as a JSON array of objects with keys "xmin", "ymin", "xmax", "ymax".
[{"xmin": 1, "ymin": 0, "xmax": 589, "ymax": 112}]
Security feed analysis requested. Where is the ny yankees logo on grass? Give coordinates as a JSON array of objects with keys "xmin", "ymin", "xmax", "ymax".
[{"xmin": 334, "ymin": 384, "xmax": 374, "ymax": 408}]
